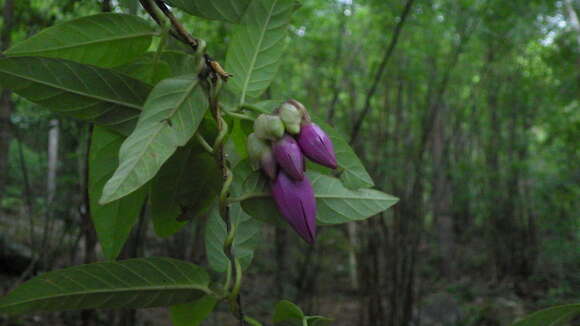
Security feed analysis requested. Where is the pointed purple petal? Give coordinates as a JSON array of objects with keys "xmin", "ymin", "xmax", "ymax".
[
  {"xmin": 270, "ymin": 171, "xmax": 317, "ymax": 244},
  {"xmin": 297, "ymin": 123, "xmax": 338, "ymax": 169},
  {"xmin": 273, "ymin": 135, "xmax": 305, "ymax": 180}
]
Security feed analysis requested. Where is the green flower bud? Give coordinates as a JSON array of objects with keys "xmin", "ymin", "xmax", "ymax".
[
  {"xmin": 247, "ymin": 133, "xmax": 269, "ymax": 170},
  {"xmin": 254, "ymin": 114, "xmax": 285, "ymax": 140},
  {"xmin": 278, "ymin": 102, "xmax": 303, "ymax": 135}
]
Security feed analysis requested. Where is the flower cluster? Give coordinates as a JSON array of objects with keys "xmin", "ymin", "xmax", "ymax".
[{"xmin": 247, "ymin": 100, "xmax": 337, "ymax": 244}]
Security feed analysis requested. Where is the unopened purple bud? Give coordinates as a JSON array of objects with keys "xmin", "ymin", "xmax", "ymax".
[
  {"xmin": 297, "ymin": 123, "xmax": 337, "ymax": 169},
  {"xmin": 270, "ymin": 171, "xmax": 316, "ymax": 244},
  {"xmin": 260, "ymin": 148, "xmax": 277, "ymax": 180},
  {"xmin": 273, "ymin": 135, "xmax": 304, "ymax": 180}
]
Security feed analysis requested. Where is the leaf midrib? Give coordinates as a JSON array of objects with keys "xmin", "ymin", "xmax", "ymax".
[
  {"xmin": 8, "ymin": 32, "xmax": 155, "ymax": 55},
  {"xmin": 0, "ymin": 69, "xmax": 143, "ymax": 110},
  {"xmin": 239, "ymin": 0, "xmax": 277, "ymax": 104},
  {"xmin": 0, "ymin": 284, "xmax": 210, "ymax": 309},
  {"xmin": 101, "ymin": 79, "xmax": 199, "ymax": 204}
]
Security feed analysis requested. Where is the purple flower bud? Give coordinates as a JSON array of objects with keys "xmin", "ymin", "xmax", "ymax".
[
  {"xmin": 297, "ymin": 123, "xmax": 338, "ymax": 169},
  {"xmin": 260, "ymin": 148, "xmax": 278, "ymax": 180},
  {"xmin": 270, "ymin": 171, "xmax": 317, "ymax": 244},
  {"xmin": 273, "ymin": 135, "xmax": 305, "ymax": 180}
]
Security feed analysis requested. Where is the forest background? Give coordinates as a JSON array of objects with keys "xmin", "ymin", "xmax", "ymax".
[{"xmin": 0, "ymin": 0, "xmax": 578, "ymax": 325}]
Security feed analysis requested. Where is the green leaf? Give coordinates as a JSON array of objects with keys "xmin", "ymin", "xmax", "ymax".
[
  {"xmin": 116, "ymin": 51, "xmax": 201, "ymax": 85},
  {"xmin": 150, "ymin": 148, "xmax": 221, "ymax": 238},
  {"xmin": 273, "ymin": 300, "xmax": 332, "ymax": 326},
  {"xmin": 512, "ymin": 304, "xmax": 580, "ymax": 326},
  {"xmin": 6, "ymin": 14, "xmax": 156, "ymax": 67},
  {"xmin": 225, "ymin": 0, "xmax": 296, "ymax": 104},
  {"xmin": 237, "ymin": 169, "xmax": 398, "ymax": 225},
  {"xmin": 205, "ymin": 204, "xmax": 262, "ymax": 273},
  {"xmin": 169, "ymin": 295, "xmax": 218, "ymax": 326},
  {"xmin": 273, "ymin": 300, "xmax": 304, "ymax": 324},
  {"xmin": 89, "ymin": 126, "xmax": 147, "ymax": 260},
  {"xmin": 306, "ymin": 316, "xmax": 333, "ymax": 326},
  {"xmin": 0, "ymin": 56, "xmax": 150, "ymax": 135},
  {"xmin": 165, "ymin": 0, "xmax": 251, "ymax": 24},
  {"xmin": 0, "ymin": 257, "xmax": 211, "ymax": 315},
  {"xmin": 244, "ymin": 101, "xmax": 374, "ymax": 188},
  {"xmin": 100, "ymin": 74, "xmax": 208, "ymax": 204},
  {"xmin": 245, "ymin": 316, "xmax": 264, "ymax": 326}
]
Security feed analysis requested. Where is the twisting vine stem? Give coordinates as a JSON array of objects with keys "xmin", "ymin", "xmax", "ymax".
[
  {"xmin": 138, "ymin": 1, "xmax": 242, "ymax": 323},
  {"xmin": 208, "ymin": 79, "xmax": 247, "ymax": 326}
]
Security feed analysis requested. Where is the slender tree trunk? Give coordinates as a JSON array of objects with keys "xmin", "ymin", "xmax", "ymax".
[
  {"xmin": 101, "ymin": 0, "xmax": 112, "ymax": 12},
  {"xmin": 80, "ymin": 126, "xmax": 97, "ymax": 326},
  {"xmin": 326, "ymin": 3, "xmax": 348, "ymax": 123},
  {"xmin": 47, "ymin": 119, "xmax": 60, "ymax": 205},
  {"xmin": 349, "ymin": 0, "xmax": 416, "ymax": 144},
  {"xmin": 0, "ymin": 0, "xmax": 15, "ymax": 201},
  {"xmin": 431, "ymin": 103, "xmax": 454, "ymax": 277}
]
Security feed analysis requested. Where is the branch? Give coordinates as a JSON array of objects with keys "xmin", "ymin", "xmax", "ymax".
[
  {"xmin": 349, "ymin": 0, "xmax": 416, "ymax": 144},
  {"xmin": 138, "ymin": 0, "xmax": 231, "ymax": 80}
]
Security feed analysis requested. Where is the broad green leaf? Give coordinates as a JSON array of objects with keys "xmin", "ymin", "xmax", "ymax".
[
  {"xmin": 306, "ymin": 316, "xmax": 333, "ymax": 326},
  {"xmin": 512, "ymin": 304, "xmax": 580, "ymax": 326},
  {"xmin": 6, "ymin": 14, "xmax": 156, "ymax": 67},
  {"xmin": 100, "ymin": 74, "xmax": 208, "ymax": 204},
  {"xmin": 150, "ymin": 147, "xmax": 220, "ymax": 238},
  {"xmin": 273, "ymin": 300, "xmax": 332, "ymax": 326},
  {"xmin": 273, "ymin": 300, "xmax": 304, "ymax": 323},
  {"xmin": 170, "ymin": 295, "xmax": 218, "ymax": 326},
  {"xmin": 116, "ymin": 51, "xmax": 201, "ymax": 85},
  {"xmin": 0, "ymin": 257, "xmax": 211, "ymax": 315},
  {"xmin": 245, "ymin": 316, "xmax": 264, "ymax": 326},
  {"xmin": 0, "ymin": 56, "xmax": 150, "ymax": 135},
  {"xmin": 89, "ymin": 126, "xmax": 147, "ymax": 260},
  {"xmin": 244, "ymin": 100, "xmax": 374, "ymax": 188},
  {"xmin": 225, "ymin": 0, "xmax": 296, "ymax": 104},
  {"xmin": 205, "ymin": 204, "xmax": 262, "ymax": 273},
  {"xmin": 237, "ymin": 170, "xmax": 398, "ymax": 225},
  {"xmin": 165, "ymin": 0, "xmax": 251, "ymax": 23}
]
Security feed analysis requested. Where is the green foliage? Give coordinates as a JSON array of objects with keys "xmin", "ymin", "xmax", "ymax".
[
  {"xmin": 512, "ymin": 303, "xmax": 580, "ymax": 326},
  {"xmin": 225, "ymin": 0, "xmax": 296, "ymax": 103},
  {"xmin": 89, "ymin": 126, "xmax": 147, "ymax": 260},
  {"xmin": 0, "ymin": 56, "xmax": 150, "ymax": 134},
  {"xmin": 6, "ymin": 14, "xmax": 156, "ymax": 67},
  {"xmin": 100, "ymin": 75, "xmax": 208, "ymax": 204},
  {"xmin": 165, "ymin": 0, "xmax": 252, "ymax": 24},
  {"xmin": 205, "ymin": 204, "xmax": 262, "ymax": 273},
  {"xmin": 0, "ymin": 257, "xmax": 211, "ymax": 315},
  {"xmin": 150, "ymin": 147, "xmax": 221, "ymax": 238},
  {"xmin": 117, "ymin": 51, "xmax": 200, "ymax": 85},
  {"xmin": 169, "ymin": 295, "xmax": 218, "ymax": 326},
  {"xmin": 273, "ymin": 300, "xmax": 332, "ymax": 326}
]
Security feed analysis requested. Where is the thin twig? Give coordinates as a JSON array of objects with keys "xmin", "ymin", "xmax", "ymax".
[
  {"xmin": 153, "ymin": 0, "xmax": 199, "ymax": 50},
  {"xmin": 349, "ymin": 0, "xmax": 416, "ymax": 144}
]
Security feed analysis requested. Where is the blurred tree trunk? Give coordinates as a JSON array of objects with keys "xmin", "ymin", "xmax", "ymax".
[
  {"xmin": 0, "ymin": 0, "xmax": 15, "ymax": 201},
  {"xmin": 101, "ymin": 0, "xmax": 112, "ymax": 13},
  {"xmin": 431, "ymin": 103, "xmax": 454, "ymax": 277},
  {"xmin": 565, "ymin": 0, "xmax": 580, "ymax": 45},
  {"xmin": 326, "ymin": 2, "xmax": 348, "ymax": 123},
  {"xmin": 47, "ymin": 119, "xmax": 60, "ymax": 205},
  {"xmin": 80, "ymin": 126, "xmax": 97, "ymax": 326}
]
